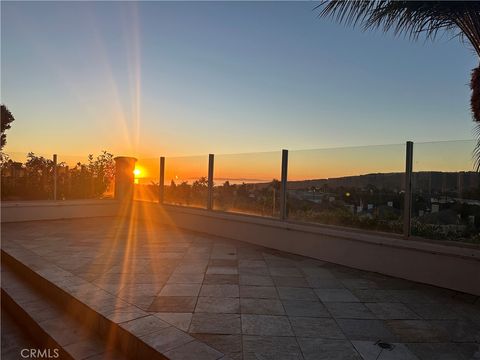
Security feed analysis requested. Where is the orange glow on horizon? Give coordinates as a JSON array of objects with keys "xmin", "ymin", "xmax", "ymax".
[{"xmin": 132, "ymin": 141, "xmax": 477, "ymax": 186}]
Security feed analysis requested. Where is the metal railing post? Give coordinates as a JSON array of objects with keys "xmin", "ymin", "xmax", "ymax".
[
  {"xmin": 159, "ymin": 157, "xmax": 165, "ymax": 204},
  {"xmin": 280, "ymin": 149, "xmax": 288, "ymax": 220},
  {"xmin": 403, "ymin": 141, "xmax": 413, "ymax": 238},
  {"xmin": 207, "ymin": 154, "xmax": 214, "ymax": 210},
  {"xmin": 53, "ymin": 154, "xmax": 57, "ymax": 200}
]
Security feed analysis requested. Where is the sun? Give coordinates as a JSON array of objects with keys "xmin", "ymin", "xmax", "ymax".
[{"xmin": 133, "ymin": 168, "xmax": 141, "ymax": 177}]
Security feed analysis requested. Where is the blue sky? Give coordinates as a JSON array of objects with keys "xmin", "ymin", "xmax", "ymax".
[{"xmin": 1, "ymin": 1, "xmax": 477, "ymax": 158}]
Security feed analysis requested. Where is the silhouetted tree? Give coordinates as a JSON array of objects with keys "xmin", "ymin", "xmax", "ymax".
[
  {"xmin": 1, "ymin": 104, "xmax": 15, "ymax": 150},
  {"xmin": 1, "ymin": 152, "xmax": 114, "ymax": 200},
  {"xmin": 315, "ymin": 1, "xmax": 480, "ymax": 169},
  {"xmin": 191, "ymin": 176, "xmax": 208, "ymax": 205},
  {"xmin": 177, "ymin": 181, "xmax": 191, "ymax": 204},
  {"xmin": 87, "ymin": 151, "xmax": 115, "ymax": 197},
  {"xmin": 192, "ymin": 177, "xmax": 208, "ymax": 191},
  {"xmin": 23, "ymin": 153, "xmax": 56, "ymax": 199}
]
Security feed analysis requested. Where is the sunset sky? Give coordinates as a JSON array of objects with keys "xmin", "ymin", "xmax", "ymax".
[{"xmin": 1, "ymin": 1, "xmax": 478, "ymax": 180}]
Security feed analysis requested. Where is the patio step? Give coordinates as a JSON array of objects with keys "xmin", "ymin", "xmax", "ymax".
[
  {"xmin": 1, "ymin": 244, "xmax": 223, "ymax": 360},
  {"xmin": 1, "ymin": 266, "xmax": 128, "ymax": 360},
  {"xmin": 1, "ymin": 263, "xmax": 135, "ymax": 360}
]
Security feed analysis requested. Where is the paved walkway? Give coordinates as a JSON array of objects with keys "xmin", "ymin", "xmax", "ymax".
[{"xmin": 2, "ymin": 217, "xmax": 480, "ymax": 360}]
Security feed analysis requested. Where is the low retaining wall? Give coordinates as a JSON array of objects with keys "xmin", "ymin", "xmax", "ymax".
[
  {"xmin": 140, "ymin": 201, "xmax": 480, "ymax": 296},
  {"xmin": 1, "ymin": 200, "xmax": 121, "ymax": 223}
]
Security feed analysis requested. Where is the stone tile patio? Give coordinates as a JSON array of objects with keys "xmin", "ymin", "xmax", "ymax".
[{"xmin": 2, "ymin": 216, "xmax": 480, "ymax": 360}]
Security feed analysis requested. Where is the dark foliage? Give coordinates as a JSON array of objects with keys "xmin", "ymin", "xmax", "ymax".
[
  {"xmin": 1, "ymin": 151, "xmax": 115, "ymax": 200},
  {"xmin": 1, "ymin": 105, "xmax": 15, "ymax": 150}
]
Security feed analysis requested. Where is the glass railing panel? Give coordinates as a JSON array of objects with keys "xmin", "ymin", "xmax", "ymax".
[
  {"xmin": 134, "ymin": 157, "xmax": 160, "ymax": 202},
  {"xmin": 287, "ymin": 144, "xmax": 406, "ymax": 234},
  {"xmin": 213, "ymin": 151, "xmax": 281, "ymax": 217},
  {"xmin": 412, "ymin": 140, "xmax": 479, "ymax": 243},
  {"xmin": 163, "ymin": 155, "xmax": 209, "ymax": 208}
]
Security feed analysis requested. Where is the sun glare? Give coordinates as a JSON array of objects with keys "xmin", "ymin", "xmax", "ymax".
[{"xmin": 133, "ymin": 168, "xmax": 141, "ymax": 177}]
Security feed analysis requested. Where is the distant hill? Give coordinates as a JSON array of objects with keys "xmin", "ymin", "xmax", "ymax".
[{"xmin": 287, "ymin": 171, "xmax": 479, "ymax": 193}]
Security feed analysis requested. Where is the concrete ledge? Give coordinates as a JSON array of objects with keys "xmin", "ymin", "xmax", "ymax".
[
  {"xmin": 1, "ymin": 200, "xmax": 121, "ymax": 223},
  {"xmin": 140, "ymin": 202, "xmax": 480, "ymax": 296}
]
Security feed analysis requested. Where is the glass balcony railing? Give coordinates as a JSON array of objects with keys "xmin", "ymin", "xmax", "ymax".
[
  {"xmin": 213, "ymin": 151, "xmax": 281, "ymax": 217},
  {"xmin": 4, "ymin": 140, "xmax": 479, "ymax": 245},
  {"xmin": 287, "ymin": 144, "xmax": 406, "ymax": 234},
  {"xmin": 133, "ymin": 157, "xmax": 160, "ymax": 202},
  {"xmin": 411, "ymin": 140, "xmax": 479, "ymax": 243},
  {"xmin": 162, "ymin": 155, "xmax": 209, "ymax": 208}
]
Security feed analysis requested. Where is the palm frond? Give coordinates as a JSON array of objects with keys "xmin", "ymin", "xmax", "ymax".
[
  {"xmin": 474, "ymin": 123, "xmax": 480, "ymax": 171},
  {"xmin": 471, "ymin": 66, "xmax": 480, "ymax": 123},
  {"xmin": 315, "ymin": 1, "xmax": 480, "ymax": 55}
]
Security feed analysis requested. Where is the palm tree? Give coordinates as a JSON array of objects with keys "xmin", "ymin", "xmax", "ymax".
[{"xmin": 315, "ymin": 1, "xmax": 480, "ymax": 170}]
